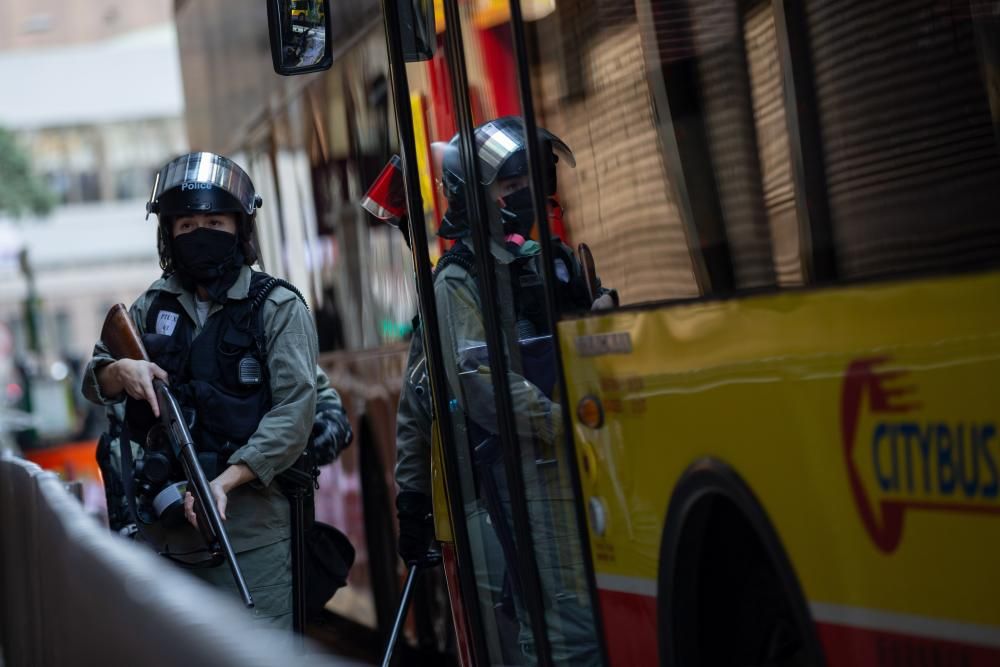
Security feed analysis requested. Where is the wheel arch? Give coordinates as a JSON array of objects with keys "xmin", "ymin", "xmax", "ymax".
[{"xmin": 656, "ymin": 457, "xmax": 826, "ymax": 667}]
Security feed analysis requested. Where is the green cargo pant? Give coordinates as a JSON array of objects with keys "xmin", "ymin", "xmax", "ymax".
[
  {"xmin": 188, "ymin": 538, "xmax": 293, "ymax": 632},
  {"xmin": 464, "ymin": 482, "xmax": 601, "ymax": 666}
]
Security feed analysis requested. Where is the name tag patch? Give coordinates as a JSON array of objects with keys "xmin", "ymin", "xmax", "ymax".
[{"xmin": 156, "ymin": 311, "xmax": 180, "ymax": 336}]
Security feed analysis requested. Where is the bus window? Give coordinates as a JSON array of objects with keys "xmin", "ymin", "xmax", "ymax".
[
  {"xmin": 803, "ymin": 0, "xmax": 1000, "ymax": 280},
  {"xmin": 539, "ymin": 0, "xmax": 1000, "ymax": 300},
  {"xmin": 521, "ymin": 0, "xmax": 791, "ymax": 300},
  {"xmin": 525, "ymin": 3, "xmax": 703, "ymax": 305}
]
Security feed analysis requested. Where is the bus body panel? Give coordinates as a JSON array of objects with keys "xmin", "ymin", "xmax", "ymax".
[{"xmin": 560, "ymin": 269, "xmax": 1000, "ymax": 665}]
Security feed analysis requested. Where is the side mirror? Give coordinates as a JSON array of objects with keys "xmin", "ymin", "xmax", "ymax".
[{"xmin": 267, "ymin": 0, "xmax": 333, "ymax": 76}]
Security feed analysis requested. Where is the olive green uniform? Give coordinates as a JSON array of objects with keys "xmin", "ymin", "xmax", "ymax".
[
  {"xmin": 394, "ymin": 322, "xmax": 433, "ymax": 496},
  {"xmin": 83, "ymin": 265, "xmax": 319, "ymax": 628},
  {"xmin": 432, "ymin": 238, "xmax": 601, "ymax": 666},
  {"xmin": 313, "ymin": 365, "xmax": 344, "ymax": 415}
]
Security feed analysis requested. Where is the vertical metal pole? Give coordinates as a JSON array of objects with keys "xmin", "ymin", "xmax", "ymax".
[
  {"xmin": 772, "ymin": 0, "xmax": 837, "ymax": 284},
  {"xmin": 289, "ymin": 487, "xmax": 306, "ymax": 646},
  {"xmin": 439, "ymin": 0, "xmax": 554, "ymax": 663},
  {"xmin": 505, "ymin": 2, "xmax": 611, "ymax": 664},
  {"xmin": 377, "ymin": 0, "xmax": 488, "ymax": 663},
  {"xmin": 380, "ymin": 564, "xmax": 419, "ymax": 667}
]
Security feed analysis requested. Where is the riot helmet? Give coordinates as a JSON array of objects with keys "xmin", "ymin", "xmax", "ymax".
[
  {"xmin": 146, "ymin": 152, "xmax": 263, "ymax": 275},
  {"xmin": 438, "ymin": 116, "xmax": 575, "ymax": 240}
]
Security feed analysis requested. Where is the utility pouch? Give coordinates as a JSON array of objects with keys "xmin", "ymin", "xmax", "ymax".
[
  {"xmin": 96, "ymin": 431, "xmax": 129, "ymax": 532},
  {"xmin": 305, "ymin": 521, "xmax": 355, "ymax": 618}
]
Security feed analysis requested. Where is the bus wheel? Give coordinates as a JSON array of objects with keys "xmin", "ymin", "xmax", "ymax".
[{"xmin": 658, "ymin": 460, "xmax": 825, "ymax": 667}]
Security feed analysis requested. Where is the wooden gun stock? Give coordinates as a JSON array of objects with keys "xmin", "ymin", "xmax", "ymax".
[
  {"xmin": 100, "ymin": 303, "xmax": 149, "ymax": 363},
  {"xmin": 100, "ymin": 303, "xmax": 254, "ymax": 608}
]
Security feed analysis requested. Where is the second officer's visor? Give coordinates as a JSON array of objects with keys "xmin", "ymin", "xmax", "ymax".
[{"xmin": 474, "ymin": 119, "xmax": 575, "ymax": 185}]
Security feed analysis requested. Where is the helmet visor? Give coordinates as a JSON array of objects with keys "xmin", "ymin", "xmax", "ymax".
[
  {"xmin": 474, "ymin": 118, "xmax": 575, "ymax": 185},
  {"xmin": 149, "ymin": 152, "xmax": 260, "ymax": 217}
]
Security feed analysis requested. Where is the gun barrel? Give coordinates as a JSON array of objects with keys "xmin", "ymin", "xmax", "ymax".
[{"xmin": 155, "ymin": 380, "xmax": 255, "ymax": 608}]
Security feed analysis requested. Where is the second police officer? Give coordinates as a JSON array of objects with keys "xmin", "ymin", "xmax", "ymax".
[{"xmin": 390, "ymin": 117, "xmax": 615, "ymax": 666}]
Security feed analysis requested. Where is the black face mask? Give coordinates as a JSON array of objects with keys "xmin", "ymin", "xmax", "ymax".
[
  {"xmin": 171, "ymin": 227, "xmax": 244, "ymax": 302},
  {"xmin": 498, "ymin": 186, "xmax": 536, "ymax": 239}
]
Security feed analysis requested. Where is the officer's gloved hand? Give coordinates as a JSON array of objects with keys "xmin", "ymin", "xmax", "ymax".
[
  {"xmin": 310, "ymin": 402, "xmax": 353, "ymax": 467},
  {"xmin": 591, "ymin": 291, "xmax": 617, "ymax": 311},
  {"xmin": 396, "ymin": 491, "xmax": 436, "ymax": 567}
]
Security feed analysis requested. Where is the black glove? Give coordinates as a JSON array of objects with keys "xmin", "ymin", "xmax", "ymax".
[
  {"xmin": 309, "ymin": 402, "xmax": 353, "ymax": 467},
  {"xmin": 396, "ymin": 491, "xmax": 435, "ymax": 566}
]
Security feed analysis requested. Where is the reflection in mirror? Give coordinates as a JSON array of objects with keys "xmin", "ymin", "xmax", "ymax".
[
  {"xmin": 283, "ymin": 0, "xmax": 326, "ymax": 69},
  {"xmin": 268, "ymin": 0, "xmax": 331, "ymax": 75}
]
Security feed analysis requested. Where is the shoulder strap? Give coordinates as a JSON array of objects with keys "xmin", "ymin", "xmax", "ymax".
[
  {"xmin": 433, "ymin": 242, "xmax": 476, "ymax": 280},
  {"xmin": 249, "ymin": 271, "xmax": 309, "ymax": 314},
  {"xmin": 246, "ymin": 271, "xmax": 310, "ymax": 359}
]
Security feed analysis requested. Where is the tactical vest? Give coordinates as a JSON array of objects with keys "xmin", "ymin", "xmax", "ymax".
[
  {"xmin": 434, "ymin": 239, "xmax": 593, "ymax": 336},
  {"xmin": 125, "ymin": 271, "xmax": 300, "ymax": 477}
]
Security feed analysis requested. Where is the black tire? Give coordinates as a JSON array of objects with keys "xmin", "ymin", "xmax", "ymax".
[{"xmin": 658, "ymin": 459, "xmax": 825, "ymax": 667}]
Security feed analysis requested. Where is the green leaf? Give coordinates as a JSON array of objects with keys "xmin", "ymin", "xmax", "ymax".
[{"xmin": 0, "ymin": 126, "xmax": 56, "ymax": 218}]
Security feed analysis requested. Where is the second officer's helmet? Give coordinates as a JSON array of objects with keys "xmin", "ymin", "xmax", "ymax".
[
  {"xmin": 146, "ymin": 151, "xmax": 263, "ymax": 271},
  {"xmin": 438, "ymin": 116, "xmax": 575, "ymax": 240}
]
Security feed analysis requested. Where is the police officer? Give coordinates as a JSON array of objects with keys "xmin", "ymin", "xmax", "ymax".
[
  {"xmin": 83, "ymin": 152, "xmax": 319, "ymax": 630},
  {"xmin": 396, "ymin": 117, "xmax": 612, "ymax": 665}
]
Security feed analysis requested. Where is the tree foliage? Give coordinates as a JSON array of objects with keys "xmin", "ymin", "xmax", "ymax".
[{"xmin": 0, "ymin": 127, "xmax": 55, "ymax": 218}]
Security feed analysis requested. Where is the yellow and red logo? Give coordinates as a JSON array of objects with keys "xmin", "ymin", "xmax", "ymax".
[{"xmin": 841, "ymin": 356, "xmax": 1000, "ymax": 553}]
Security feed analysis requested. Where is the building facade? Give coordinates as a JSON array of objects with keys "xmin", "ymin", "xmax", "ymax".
[{"xmin": 0, "ymin": 10, "xmax": 186, "ymax": 445}]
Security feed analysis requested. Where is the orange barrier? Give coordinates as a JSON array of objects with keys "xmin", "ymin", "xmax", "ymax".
[{"xmin": 22, "ymin": 439, "xmax": 102, "ymax": 484}]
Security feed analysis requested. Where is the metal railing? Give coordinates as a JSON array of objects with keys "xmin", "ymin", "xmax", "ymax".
[{"xmin": 0, "ymin": 453, "xmax": 356, "ymax": 667}]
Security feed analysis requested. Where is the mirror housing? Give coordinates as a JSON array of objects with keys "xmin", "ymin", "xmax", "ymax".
[
  {"xmin": 267, "ymin": 0, "xmax": 333, "ymax": 76},
  {"xmin": 399, "ymin": 0, "xmax": 436, "ymax": 62}
]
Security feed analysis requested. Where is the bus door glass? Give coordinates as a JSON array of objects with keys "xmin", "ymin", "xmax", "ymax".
[
  {"xmin": 395, "ymin": 5, "xmax": 543, "ymax": 664},
  {"xmin": 429, "ymin": 2, "xmax": 602, "ymax": 664}
]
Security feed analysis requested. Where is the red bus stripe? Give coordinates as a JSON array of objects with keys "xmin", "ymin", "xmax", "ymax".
[
  {"xmin": 596, "ymin": 586, "xmax": 1000, "ymax": 666},
  {"xmin": 598, "ymin": 588, "xmax": 659, "ymax": 666},
  {"xmin": 818, "ymin": 621, "xmax": 1000, "ymax": 667}
]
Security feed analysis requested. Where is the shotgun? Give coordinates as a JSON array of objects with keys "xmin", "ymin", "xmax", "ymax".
[{"xmin": 101, "ymin": 303, "xmax": 254, "ymax": 608}]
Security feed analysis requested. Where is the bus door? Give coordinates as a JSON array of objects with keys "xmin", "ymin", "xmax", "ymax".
[{"xmin": 380, "ymin": 1, "xmax": 607, "ymax": 665}]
